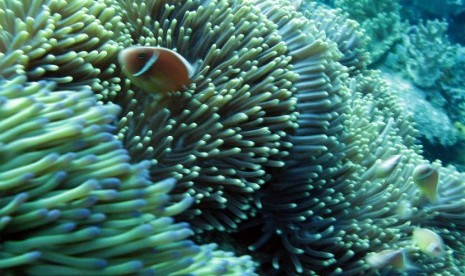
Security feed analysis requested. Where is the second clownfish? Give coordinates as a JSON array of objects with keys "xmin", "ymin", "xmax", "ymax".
[{"xmin": 118, "ymin": 46, "xmax": 196, "ymax": 93}]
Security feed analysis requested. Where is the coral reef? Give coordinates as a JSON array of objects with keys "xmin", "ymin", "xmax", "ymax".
[
  {"xmin": 382, "ymin": 70, "xmax": 460, "ymax": 147},
  {"xmin": 329, "ymin": 0, "xmax": 407, "ymax": 64},
  {"xmin": 386, "ymin": 20, "xmax": 457, "ymax": 89},
  {"xmin": 385, "ymin": 19, "xmax": 465, "ymax": 153},
  {"xmin": 298, "ymin": 1, "xmax": 370, "ymax": 73},
  {"xmin": 1, "ymin": 0, "xmax": 465, "ymax": 275}
]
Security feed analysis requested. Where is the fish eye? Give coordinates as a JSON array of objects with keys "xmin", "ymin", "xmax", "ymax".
[{"xmin": 137, "ymin": 52, "xmax": 148, "ymax": 59}]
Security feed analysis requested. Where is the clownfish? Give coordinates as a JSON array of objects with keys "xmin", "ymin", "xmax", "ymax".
[
  {"xmin": 412, "ymin": 228, "xmax": 446, "ymax": 257},
  {"xmin": 412, "ymin": 164, "xmax": 439, "ymax": 203},
  {"xmin": 366, "ymin": 249, "xmax": 418, "ymax": 272},
  {"xmin": 118, "ymin": 46, "xmax": 196, "ymax": 93}
]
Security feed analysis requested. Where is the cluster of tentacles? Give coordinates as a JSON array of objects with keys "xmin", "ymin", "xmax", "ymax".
[{"xmin": 1, "ymin": 0, "xmax": 465, "ymax": 275}]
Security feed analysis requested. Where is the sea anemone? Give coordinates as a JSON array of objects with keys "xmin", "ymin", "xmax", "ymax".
[
  {"xmin": 2, "ymin": 0, "xmax": 465, "ymax": 275},
  {"xmin": 0, "ymin": 0, "xmax": 256, "ymax": 273},
  {"xmin": 0, "ymin": 75, "xmax": 256, "ymax": 275},
  {"xmin": 0, "ymin": 0, "xmax": 120, "ymax": 87},
  {"xmin": 236, "ymin": 1, "xmax": 465, "ymax": 275},
  {"xmin": 105, "ymin": 0, "xmax": 298, "ymax": 231}
]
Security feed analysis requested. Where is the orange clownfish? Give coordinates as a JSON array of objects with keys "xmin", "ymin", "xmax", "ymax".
[{"xmin": 118, "ymin": 46, "xmax": 196, "ymax": 93}]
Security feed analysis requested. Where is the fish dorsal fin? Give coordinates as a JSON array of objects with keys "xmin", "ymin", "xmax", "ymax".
[{"xmin": 133, "ymin": 52, "xmax": 160, "ymax": 77}]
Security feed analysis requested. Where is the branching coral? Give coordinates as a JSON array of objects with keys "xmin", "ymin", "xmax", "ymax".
[
  {"xmin": 385, "ymin": 19, "xmax": 465, "ymax": 150},
  {"xmin": 387, "ymin": 20, "xmax": 457, "ymax": 89}
]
